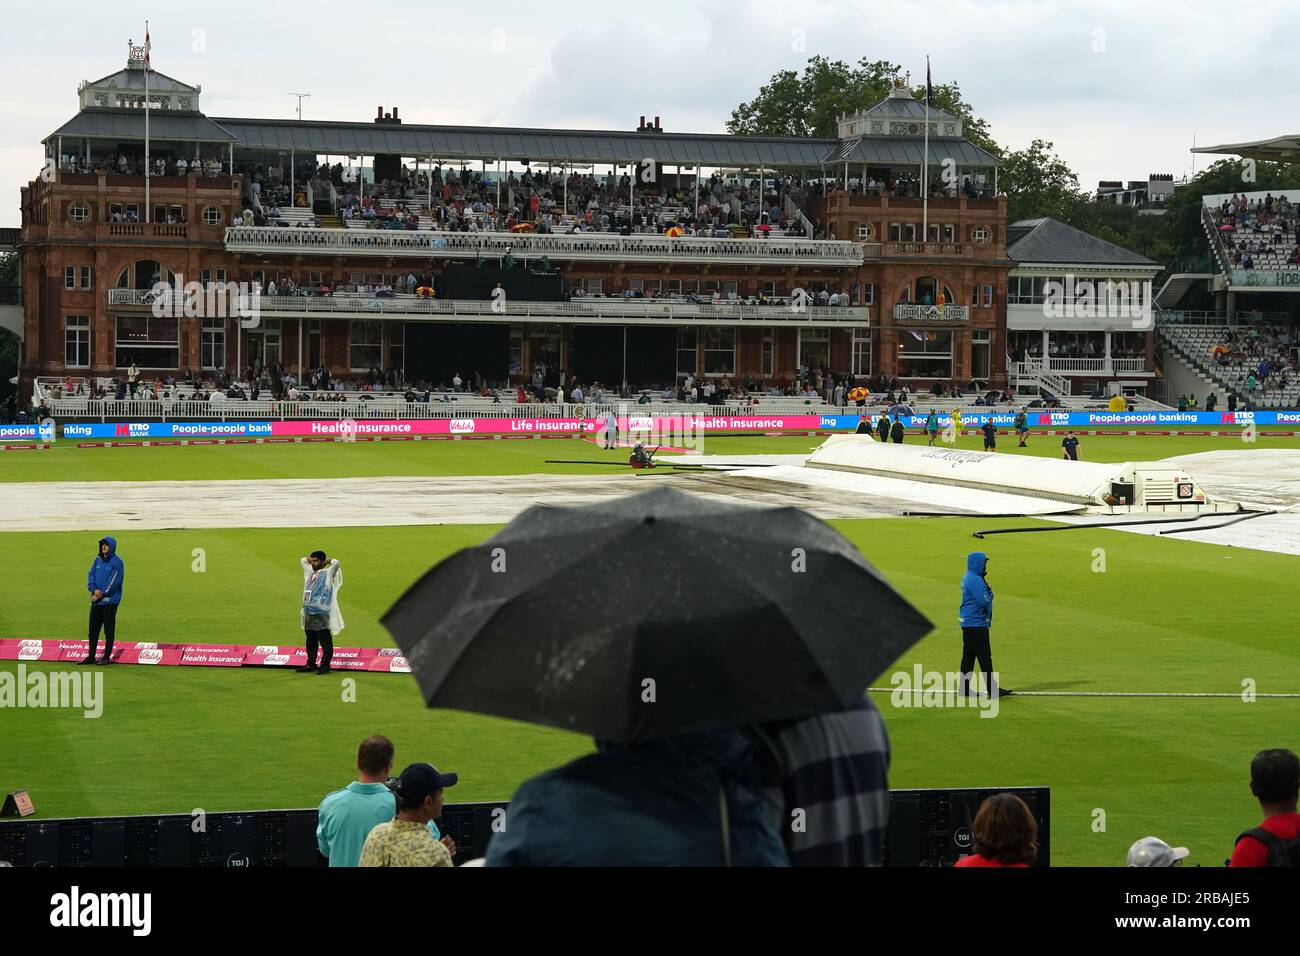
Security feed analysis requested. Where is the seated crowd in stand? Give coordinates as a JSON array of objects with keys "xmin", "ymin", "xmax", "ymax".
[{"xmin": 314, "ymin": 735, "xmax": 1298, "ymax": 867}]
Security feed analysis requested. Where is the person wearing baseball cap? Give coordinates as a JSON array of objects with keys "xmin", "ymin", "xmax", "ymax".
[
  {"xmin": 1126, "ymin": 836, "xmax": 1189, "ymax": 867},
  {"xmin": 359, "ymin": 763, "xmax": 458, "ymax": 867}
]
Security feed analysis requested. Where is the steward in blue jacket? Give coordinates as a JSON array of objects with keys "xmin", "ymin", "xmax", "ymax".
[
  {"xmin": 958, "ymin": 552, "xmax": 1012, "ymax": 698},
  {"xmin": 83, "ymin": 536, "xmax": 124, "ymax": 664}
]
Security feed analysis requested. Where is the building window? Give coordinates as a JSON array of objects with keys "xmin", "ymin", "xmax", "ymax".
[
  {"xmin": 971, "ymin": 225, "xmax": 990, "ymax": 244},
  {"xmin": 972, "ymin": 329, "xmax": 992, "ymax": 380},
  {"xmin": 81, "ymin": 266, "xmax": 93, "ymax": 289},
  {"xmin": 387, "ymin": 323, "xmax": 405, "ymax": 375},
  {"xmin": 249, "ymin": 319, "xmax": 282, "ymax": 367},
  {"xmin": 676, "ymin": 327, "xmax": 698, "ymax": 379},
  {"xmin": 349, "ymin": 320, "xmax": 383, "ymax": 371},
  {"xmin": 852, "ymin": 328, "xmax": 872, "ymax": 377},
  {"xmin": 69, "ymin": 202, "xmax": 90, "ymax": 223},
  {"xmin": 944, "ymin": 224, "xmax": 956, "ymax": 243},
  {"xmin": 862, "ymin": 282, "xmax": 875, "ymax": 306},
  {"xmin": 888, "ymin": 223, "xmax": 901, "ymax": 242},
  {"xmin": 65, "ymin": 315, "xmax": 91, "ymax": 368},
  {"xmin": 306, "ymin": 320, "xmax": 323, "ymax": 368},
  {"xmin": 897, "ymin": 329, "xmax": 953, "ymax": 379},
  {"xmin": 983, "ymin": 284, "xmax": 993, "ymax": 307},
  {"xmin": 64, "ymin": 266, "xmax": 76, "ymax": 289},
  {"xmin": 798, "ymin": 327, "xmax": 830, "ymax": 371},
  {"xmin": 856, "ymin": 222, "xmax": 874, "ymax": 241},
  {"xmin": 903, "ymin": 223, "xmax": 917, "ymax": 242},
  {"xmin": 203, "ymin": 207, "xmax": 223, "ymax": 225},
  {"xmin": 761, "ymin": 330, "xmax": 774, "ymax": 377},
  {"xmin": 116, "ymin": 315, "xmax": 180, "ymax": 369},
  {"xmin": 201, "ymin": 317, "xmax": 225, "ymax": 370},
  {"xmin": 703, "ymin": 327, "xmax": 736, "ymax": 375}
]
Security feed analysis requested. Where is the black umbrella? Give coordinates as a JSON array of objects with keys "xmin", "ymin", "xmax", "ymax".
[{"xmin": 381, "ymin": 486, "xmax": 932, "ymax": 743}]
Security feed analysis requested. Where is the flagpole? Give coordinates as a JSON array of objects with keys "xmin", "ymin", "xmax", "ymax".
[
  {"xmin": 144, "ymin": 22, "xmax": 151, "ymax": 224},
  {"xmin": 922, "ymin": 56, "xmax": 929, "ymax": 242}
]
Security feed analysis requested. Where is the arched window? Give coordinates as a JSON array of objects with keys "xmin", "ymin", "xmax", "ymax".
[
  {"xmin": 115, "ymin": 260, "xmax": 177, "ymax": 291},
  {"xmin": 899, "ymin": 277, "xmax": 954, "ymax": 307}
]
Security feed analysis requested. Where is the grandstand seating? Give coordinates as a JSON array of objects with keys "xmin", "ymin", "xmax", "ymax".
[
  {"xmin": 1160, "ymin": 324, "xmax": 1300, "ymax": 408},
  {"xmin": 1203, "ymin": 191, "xmax": 1300, "ymax": 274}
]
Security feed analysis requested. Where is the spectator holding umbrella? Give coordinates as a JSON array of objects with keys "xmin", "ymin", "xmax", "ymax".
[{"xmin": 749, "ymin": 696, "xmax": 891, "ymax": 866}]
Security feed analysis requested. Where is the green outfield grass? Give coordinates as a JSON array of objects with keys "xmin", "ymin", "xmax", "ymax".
[
  {"xmin": 0, "ymin": 429, "xmax": 1292, "ymax": 483},
  {"xmin": 2, "ymin": 516, "xmax": 1297, "ymax": 866}
]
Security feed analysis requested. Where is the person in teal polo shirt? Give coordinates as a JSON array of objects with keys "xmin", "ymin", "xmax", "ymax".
[{"xmin": 317, "ymin": 735, "xmax": 457, "ymax": 866}]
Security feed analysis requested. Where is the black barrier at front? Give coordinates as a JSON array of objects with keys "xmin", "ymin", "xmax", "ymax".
[{"xmin": 0, "ymin": 789, "xmax": 1048, "ymax": 866}]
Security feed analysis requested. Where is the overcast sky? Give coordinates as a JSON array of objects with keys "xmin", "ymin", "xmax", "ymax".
[{"xmin": 2, "ymin": 0, "xmax": 1290, "ymax": 227}]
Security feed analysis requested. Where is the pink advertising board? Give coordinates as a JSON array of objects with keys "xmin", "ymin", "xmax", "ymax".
[{"xmin": 267, "ymin": 415, "xmax": 823, "ymax": 438}]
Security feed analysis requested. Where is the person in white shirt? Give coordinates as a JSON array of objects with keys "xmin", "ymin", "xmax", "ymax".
[
  {"xmin": 267, "ymin": 280, "xmax": 278, "ymax": 297},
  {"xmin": 176, "ymin": 157, "xmax": 188, "ymax": 175}
]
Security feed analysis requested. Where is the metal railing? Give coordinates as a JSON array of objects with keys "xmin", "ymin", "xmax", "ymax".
[
  {"xmin": 256, "ymin": 295, "xmax": 869, "ymax": 324},
  {"xmin": 1156, "ymin": 310, "xmax": 1290, "ymax": 326},
  {"xmin": 224, "ymin": 225, "xmax": 865, "ymax": 266},
  {"xmin": 894, "ymin": 304, "xmax": 971, "ymax": 322},
  {"xmin": 105, "ymin": 290, "xmax": 871, "ymax": 324}
]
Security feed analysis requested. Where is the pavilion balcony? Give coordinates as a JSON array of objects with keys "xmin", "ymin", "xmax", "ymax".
[
  {"xmin": 108, "ymin": 289, "xmax": 871, "ymax": 327},
  {"xmin": 223, "ymin": 226, "xmax": 865, "ymax": 267}
]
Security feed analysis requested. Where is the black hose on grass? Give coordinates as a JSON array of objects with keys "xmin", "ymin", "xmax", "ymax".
[
  {"xmin": 972, "ymin": 509, "xmax": 1274, "ymax": 539},
  {"xmin": 1156, "ymin": 509, "xmax": 1277, "ymax": 535}
]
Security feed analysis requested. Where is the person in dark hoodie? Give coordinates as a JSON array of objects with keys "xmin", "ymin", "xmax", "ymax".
[
  {"xmin": 484, "ymin": 730, "xmax": 789, "ymax": 866},
  {"xmin": 958, "ymin": 552, "xmax": 1012, "ymax": 698},
  {"xmin": 876, "ymin": 413, "xmax": 891, "ymax": 442},
  {"xmin": 83, "ymin": 536, "xmax": 124, "ymax": 665},
  {"xmin": 890, "ymin": 415, "xmax": 905, "ymax": 444}
]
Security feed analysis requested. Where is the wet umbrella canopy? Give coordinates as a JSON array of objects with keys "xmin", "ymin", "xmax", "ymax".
[{"xmin": 382, "ymin": 486, "xmax": 932, "ymax": 743}]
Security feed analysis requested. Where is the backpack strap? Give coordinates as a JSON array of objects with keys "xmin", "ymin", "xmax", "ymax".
[{"xmin": 1234, "ymin": 827, "xmax": 1279, "ymax": 847}]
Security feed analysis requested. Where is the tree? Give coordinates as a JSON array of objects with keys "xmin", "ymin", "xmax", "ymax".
[
  {"xmin": 999, "ymin": 139, "xmax": 1087, "ymax": 223},
  {"xmin": 729, "ymin": 56, "xmax": 1002, "ymax": 156},
  {"xmin": 729, "ymin": 57, "xmax": 902, "ymax": 139}
]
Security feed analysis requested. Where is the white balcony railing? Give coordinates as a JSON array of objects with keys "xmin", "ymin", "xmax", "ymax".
[
  {"xmin": 1014, "ymin": 357, "xmax": 1150, "ymax": 375},
  {"xmin": 108, "ymin": 290, "xmax": 871, "ymax": 325},
  {"xmin": 893, "ymin": 303, "xmax": 971, "ymax": 321},
  {"xmin": 224, "ymin": 226, "xmax": 865, "ymax": 266},
  {"xmin": 250, "ymin": 295, "xmax": 869, "ymax": 324}
]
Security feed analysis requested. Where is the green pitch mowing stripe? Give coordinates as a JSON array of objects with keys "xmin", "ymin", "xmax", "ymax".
[
  {"xmin": 0, "ymin": 432, "xmax": 1285, "ymax": 484},
  {"xmin": 2, "ymin": 517, "xmax": 1296, "ymax": 865}
]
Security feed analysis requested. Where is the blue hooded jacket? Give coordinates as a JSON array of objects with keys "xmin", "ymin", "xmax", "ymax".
[
  {"xmin": 88, "ymin": 536, "xmax": 125, "ymax": 606},
  {"xmin": 959, "ymin": 551, "xmax": 992, "ymax": 627},
  {"xmin": 485, "ymin": 730, "xmax": 789, "ymax": 867}
]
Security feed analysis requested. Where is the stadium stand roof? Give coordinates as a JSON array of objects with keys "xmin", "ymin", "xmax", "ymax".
[
  {"xmin": 837, "ymin": 137, "xmax": 998, "ymax": 166},
  {"xmin": 1193, "ymin": 134, "xmax": 1300, "ymax": 163},
  {"xmin": 1006, "ymin": 217, "xmax": 1159, "ymax": 267},
  {"xmin": 46, "ymin": 109, "xmax": 237, "ymax": 144},
  {"xmin": 210, "ymin": 117, "xmax": 840, "ymax": 167}
]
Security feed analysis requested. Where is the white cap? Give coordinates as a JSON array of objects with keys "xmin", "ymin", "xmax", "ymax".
[{"xmin": 1126, "ymin": 836, "xmax": 1190, "ymax": 867}]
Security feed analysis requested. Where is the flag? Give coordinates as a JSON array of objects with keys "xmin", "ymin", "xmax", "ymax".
[
  {"xmin": 925, "ymin": 56, "xmax": 932, "ymax": 106},
  {"xmin": 144, "ymin": 25, "xmax": 151, "ymax": 72}
]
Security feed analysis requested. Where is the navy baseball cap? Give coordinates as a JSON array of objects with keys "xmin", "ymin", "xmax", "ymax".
[{"xmin": 397, "ymin": 762, "xmax": 458, "ymax": 801}]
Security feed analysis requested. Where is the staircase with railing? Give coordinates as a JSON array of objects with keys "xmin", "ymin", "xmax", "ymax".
[{"xmin": 1011, "ymin": 361, "xmax": 1072, "ymax": 398}]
